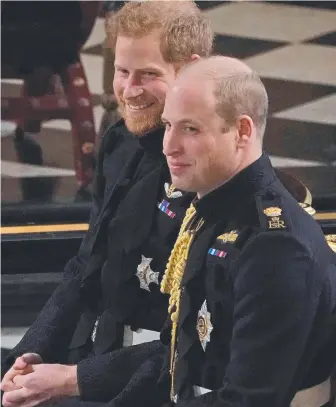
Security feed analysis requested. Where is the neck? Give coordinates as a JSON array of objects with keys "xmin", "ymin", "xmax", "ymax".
[{"xmin": 197, "ymin": 149, "xmax": 262, "ymax": 199}]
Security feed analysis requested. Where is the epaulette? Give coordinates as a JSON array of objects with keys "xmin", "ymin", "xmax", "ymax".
[{"xmin": 256, "ymin": 194, "xmax": 289, "ymax": 231}]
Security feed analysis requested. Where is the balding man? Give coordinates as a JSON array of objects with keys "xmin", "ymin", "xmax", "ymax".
[{"xmin": 156, "ymin": 56, "xmax": 336, "ymax": 407}]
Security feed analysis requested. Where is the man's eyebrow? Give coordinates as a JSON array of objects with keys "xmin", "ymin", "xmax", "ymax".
[
  {"xmin": 178, "ymin": 119, "xmax": 202, "ymax": 126},
  {"xmin": 160, "ymin": 118, "xmax": 202, "ymax": 127},
  {"xmin": 114, "ymin": 64, "xmax": 163, "ymax": 73}
]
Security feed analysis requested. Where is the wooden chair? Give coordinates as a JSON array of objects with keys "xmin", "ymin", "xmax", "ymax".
[{"xmin": 1, "ymin": 1, "xmax": 101, "ymax": 201}]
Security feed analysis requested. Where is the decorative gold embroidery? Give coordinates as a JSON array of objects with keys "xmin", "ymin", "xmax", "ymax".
[
  {"xmin": 160, "ymin": 204, "xmax": 204, "ymax": 401},
  {"xmin": 165, "ymin": 183, "xmax": 183, "ymax": 199},
  {"xmin": 217, "ymin": 230, "xmax": 238, "ymax": 243},
  {"xmin": 263, "ymin": 207, "xmax": 286, "ymax": 229},
  {"xmin": 263, "ymin": 207, "xmax": 282, "ymax": 217}
]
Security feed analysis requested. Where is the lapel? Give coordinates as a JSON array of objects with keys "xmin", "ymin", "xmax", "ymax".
[
  {"xmin": 112, "ymin": 161, "xmax": 166, "ymax": 254},
  {"xmin": 97, "ymin": 148, "xmax": 144, "ymax": 227},
  {"xmin": 176, "ymin": 223, "xmax": 219, "ymax": 355},
  {"xmin": 81, "ymin": 148, "xmax": 144, "ymax": 283},
  {"xmin": 173, "ymin": 224, "xmax": 222, "ymax": 398},
  {"xmin": 181, "ymin": 224, "xmax": 217, "ymax": 287}
]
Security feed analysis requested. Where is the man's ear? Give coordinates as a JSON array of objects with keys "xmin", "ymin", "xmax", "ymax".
[
  {"xmin": 174, "ymin": 54, "xmax": 201, "ymax": 75},
  {"xmin": 237, "ymin": 115, "xmax": 253, "ymax": 147},
  {"xmin": 190, "ymin": 54, "xmax": 201, "ymax": 63}
]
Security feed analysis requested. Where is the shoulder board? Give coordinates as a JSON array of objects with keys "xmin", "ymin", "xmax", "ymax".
[{"xmin": 256, "ymin": 194, "xmax": 288, "ymax": 231}]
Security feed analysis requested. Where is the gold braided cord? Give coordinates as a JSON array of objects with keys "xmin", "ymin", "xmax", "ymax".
[
  {"xmin": 160, "ymin": 203, "xmax": 203, "ymax": 401},
  {"xmin": 326, "ymin": 235, "xmax": 336, "ymax": 252},
  {"xmin": 160, "ymin": 204, "xmax": 196, "ymax": 299}
]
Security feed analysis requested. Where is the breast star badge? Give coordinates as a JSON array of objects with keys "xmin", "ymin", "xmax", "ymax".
[
  {"xmin": 196, "ymin": 300, "xmax": 213, "ymax": 351},
  {"xmin": 136, "ymin": 256, "xmax": 160, "ymax": 291},
  {"xmin": 165, "ymin": 183, "xmax": 183, "ymax": 199}
]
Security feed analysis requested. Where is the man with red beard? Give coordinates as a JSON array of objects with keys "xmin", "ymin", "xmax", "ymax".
[{"xmin": 1, "ymin": 2, "xmax": 213, "ymax": 407}]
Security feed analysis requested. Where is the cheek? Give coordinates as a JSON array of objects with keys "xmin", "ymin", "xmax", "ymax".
[
  {"xmin": 113, "ymin": 77, "xmax": 123, "ymax": 97},
  {"xmin": 213, "ymin": 141, "xmax": 236, "ymax": 173},
  {"xmin": 192, "ymin": 141, "xmax": 213, "ymax": 172},
  {"xmin": 146, "ymin": 80, "xmax": 170, "ymax": 102},
  {"xmin": 196, "ymin": 141, "xmax": 223, "ymax": 177}
]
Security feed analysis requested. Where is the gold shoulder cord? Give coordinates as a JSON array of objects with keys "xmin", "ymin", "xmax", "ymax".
[
  {"xmin": 161, "ymin": 203, "xmax": 204, "ymax": 401},
  {"xmin": 298, "ymin": 191, "xmax": 335, "ymax": 253},
  {"xmin": 326, "ymin": 235, "xmax": 336, "ymax": 252}
]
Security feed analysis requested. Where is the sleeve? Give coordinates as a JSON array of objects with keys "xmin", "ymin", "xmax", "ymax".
[
  {"xmin": 176, "ymin": 233, "xmax": 323, "ymax": 407},
  {"xmin": 131, "ymin": 295, "xmax": 169, "ymax": 332},
  {"xmin": 125, "ymin": 283, "xmax": 169, "ymax": 333},
  {"xmin": 77, "ymin": 340, "xmax": 167, "ymax": 403},
  {"xmin": 2, "ymin": 130, "xmax": 111, "ymax": 375}
]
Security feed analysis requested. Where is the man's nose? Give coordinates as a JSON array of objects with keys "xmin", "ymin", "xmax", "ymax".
[
  {"xmin": 163, "ymin": 128, "xmax": 181, "ymax": 157},
  {"xmin": 123, "ymin": 76, "xmax": 144, "ymax": 99},
  {"xmin": 123, "ymin": 86, "xmax": 144, "ymax": 99}
]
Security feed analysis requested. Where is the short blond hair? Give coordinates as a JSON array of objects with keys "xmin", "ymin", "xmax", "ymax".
[
  {"xmin": 106, "ymin": 1, "xmax": 213, "ymax": 63},
  {"xmin": 179, "ymin": 56, "xmax": 268, "ymax": 138},
  {"xmin": 214, "ymin": 71, "xmax": 268, "ymax": 138}
]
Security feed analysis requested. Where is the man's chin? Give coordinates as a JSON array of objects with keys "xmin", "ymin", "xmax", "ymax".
[
  {"xmin": 125, "ymin": 119, "xmax": 153, "ymax": 136},
  {"xmin": 117, "ymin": 101, "xmax": 164, "ymax": 135},
  {"xmin": 124, "ymin": 114, "xmax": 162, "ymax": 136}
]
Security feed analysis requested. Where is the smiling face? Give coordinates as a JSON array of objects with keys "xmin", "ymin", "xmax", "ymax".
[
  {"xmin": 162, "ymin": 78, "xmax": 242, "ymax": 197},
  {"xmin": 113, "ymin": 33, "xmax": 178, "ymax": 136}
]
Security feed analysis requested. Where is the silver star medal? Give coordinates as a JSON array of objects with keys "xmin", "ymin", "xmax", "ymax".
[
  {"xmin": 136, "ymin": 255, "xmax": 160, "ymax": 291},
  {"xmin": 164, "ymin": 183, "xmax": 183, "ymax": 199},
  {"xmin": 196, "ymin": 300, "xmax": 213, "ymax": 351}
]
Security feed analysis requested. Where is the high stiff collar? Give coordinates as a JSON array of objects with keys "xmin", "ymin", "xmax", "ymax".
[
  {"xmin": 194, "ymin": 154, "xmax": 277, "ymax": 222},
  {"xmin": 136, "ymin": 125, "xmax": 165, "ymax": 158}
]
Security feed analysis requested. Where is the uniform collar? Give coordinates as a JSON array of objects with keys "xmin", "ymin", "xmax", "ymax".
[
  {"xmin": 194, "ymin": 154, "xmax": 276, "ymax": 222},
  {"xmin": 113, "ymin": 119, "xmax": 164, "ymax": 158},
  {"xmin": 137, "ymin": 125, "xmax": 164, "ymax": 157}
]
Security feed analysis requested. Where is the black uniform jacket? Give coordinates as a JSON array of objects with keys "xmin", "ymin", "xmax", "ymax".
[
  {"xmin": 159, "ymin": 154, "xmax": 336, "ymax": 407},
  {"xmin": 2, "ymin": 120, "xmax": 193, "ymax": 402}
]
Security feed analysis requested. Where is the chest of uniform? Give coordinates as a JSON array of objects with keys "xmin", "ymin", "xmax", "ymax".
[
  {"xmin": 102, "ymin": 140, "xmax": 138, "ymax": 194},
  {"xmin": 192, "ymin": 230, "xmax": 242, "ymax": 353}
]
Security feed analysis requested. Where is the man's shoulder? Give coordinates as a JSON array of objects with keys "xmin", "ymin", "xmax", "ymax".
[
  {"xmin": 210, "ymin": 182, "xmax": 322, "ymax": 256},
  {"xmin": 242, "ymin": 187, "xmax": 330, "ymax": 266}
]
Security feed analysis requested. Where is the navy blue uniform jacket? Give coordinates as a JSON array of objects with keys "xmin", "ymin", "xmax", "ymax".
[{"xmin": 158, "ymin": 154, "xmax": 336, "ymax": 407}]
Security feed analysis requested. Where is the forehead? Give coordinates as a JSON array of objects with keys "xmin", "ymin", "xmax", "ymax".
[
  {"xmin": 114, "ymin": 34, "xmax": 169, "ymax": 70},
  {"xmin": 164, "ymin": 78, "xmax": 217, "ymax": 120}
]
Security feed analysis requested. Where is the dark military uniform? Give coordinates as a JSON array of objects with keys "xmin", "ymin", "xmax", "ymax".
[
  {"xmin": 158, "ymin": 154, "xmax": 336, "ymax": 407},
  {"xmin": 2, "ymin": 120, "xmax": 193, "ymax": 404}
]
